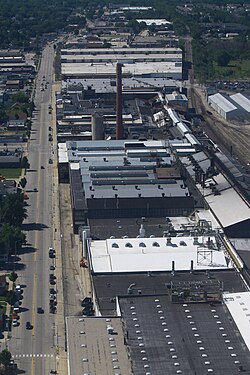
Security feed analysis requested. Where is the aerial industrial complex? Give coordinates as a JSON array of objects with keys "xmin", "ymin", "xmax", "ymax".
[
  {"xmin": 52, "ymin": 6, "xmax": 250, "ymax": 375},
  {"xmin": 0, "ymin": 3, "xmax": 249, "ymax": 375}
]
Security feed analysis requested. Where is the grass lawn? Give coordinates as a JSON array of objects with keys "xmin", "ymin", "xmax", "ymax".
[
  {"xmin": 0, "ymin": 168, "xmax": 22, "ymax": 179},
  {"xmin": 213, "ymin": 59, "xmax": 250, "ymax": 79}
]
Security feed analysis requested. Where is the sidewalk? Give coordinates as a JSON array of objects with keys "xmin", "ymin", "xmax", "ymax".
[
  {"xmin": 0, "ymin": 277, "xmax": 13, "ymax": 352},
  {"xmin": 51, "ymin": 79, "xmax": 68, "ymax": 375}
]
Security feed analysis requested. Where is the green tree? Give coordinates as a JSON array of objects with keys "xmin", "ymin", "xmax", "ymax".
[
  {"xmin": 8, "ymin": 271, "xmax": 18, "ymax": 283},
  {"xmin": 21, "ymin": 156, "xmax": 29, "ymax": 169},
  {"xmin": 11, "ymin": 92, "xmax": 29, "ymax": 104},
  {"xmin": 0, "ymin": 224, "xmax": 25, "ymax": 255},
  {"xmin": 0, "ymin": 349, "xmax": 11, "ymax": 368},
  {"xmin": 0, "ymin": 109, "xmax": 8, "ymax": 125},
  {"xmin": 6, "ymin": 290, "xmax": 18, "ymax": 306},
  {"xmin": 19, "ymin": 177, "xmax": 27, "ymax": 189},
  {"xmin": 0, "ymin": 193, "xmax": 28, "ymax": 227},
  {"xmin": 216, "ymin": 51, "xmax": 231, "ymax": 67}
]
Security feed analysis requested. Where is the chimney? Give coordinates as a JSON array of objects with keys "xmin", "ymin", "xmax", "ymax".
[
  {"xmin": 190, "ymin": 260, "xmax": 194, "ymax": 274},
  {"xmin": 116, "ymin": 63, "xmax": 123, "ymax": 140}
]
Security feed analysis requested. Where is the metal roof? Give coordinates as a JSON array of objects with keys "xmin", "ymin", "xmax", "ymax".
[
  {"xmin": 203, "ymin": 185, "xmax": 250, "ymax": 228},
  {"xmin": 224, "ymin": 292, "xmax": 250, "ymax": 351},
  {"xmin": 230, "ymin": 93, "xmax": 250, "ymax": 113},
  {"xmin": 208, "ymin": 93, "xmax": 237, "ymax": 113}
]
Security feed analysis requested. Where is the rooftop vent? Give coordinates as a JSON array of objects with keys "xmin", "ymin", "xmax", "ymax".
[
  {"xmin": 166, "ymin": 237, "xmax": 172, "ymax": 245},
  {"xmin": 125, "ymin": 243, "xmax": 133, "ymax": 248},
  {"xmin": 152, "ymin": 242, "xmax": 160, "ymax": 247}
]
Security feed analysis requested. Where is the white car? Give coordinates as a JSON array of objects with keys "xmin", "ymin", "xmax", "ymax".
[
  {"xmin": 12, "ymin": 319, "xmax": 18, "ymax": 327},
  {"xmin": 15, "ymin": 284, "xmax": 21, "ymax": 291},
  {"xmin": 13, "ymin": 307, "xmax": 19, "ymax": 313}
]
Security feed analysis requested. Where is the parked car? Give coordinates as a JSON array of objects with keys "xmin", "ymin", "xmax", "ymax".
[
  {"xmin": 50, "ymin": 288, "xmax": 57, "ymax": 294},
  {"xmin": 49, "ymin": 265, "xmax": 55, "ymax": 270},
  {"xmin": 15, "ymin": 284, "xmax": 21, "ymax": 292},
  {"xmin": 50, "ymin": 306, "xmax": 56, "ymax": 314},
  {"xmin": 49, "ymin": 247, "xmax": 55, "ymax": 258},
  {"xmin": 12, "ymin": 319, "xmax": 19, "ymax": 327},
  {"xmin": 82, "ymin": 307, "xmax": 94, "ymax": 316},
  {"xmin": 81, "ymin": 297, "xmax": 92, "ymax": 307}
]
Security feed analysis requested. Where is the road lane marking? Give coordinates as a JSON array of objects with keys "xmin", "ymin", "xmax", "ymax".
[
  {"xmin": 31, "ymin": 272, "xmax": 37, "ymax": 337},
  {"xmin": 12, "ymin": 353, "xmax": 54, "ymax": 358}
]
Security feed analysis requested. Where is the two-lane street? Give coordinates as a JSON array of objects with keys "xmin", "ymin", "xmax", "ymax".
[{"xmin": 9, "ymin": 43, "xmax": 57, "ymax": 375}]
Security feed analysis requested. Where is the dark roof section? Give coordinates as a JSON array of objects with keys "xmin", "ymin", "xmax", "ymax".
[
  {"xmin": 89, "ymin": 217, "xmax": 177, "ymax": 239},
  {"xmin": 92, "ymin": 270, "xmax": 247, "ymax": 316},
  {"xmin": 119, "ymin": 295, "xmax": 250, "ymax": 375},
  {"xmin": 69, "ymin": 168, "xmax": 86, "ymax": 210}
]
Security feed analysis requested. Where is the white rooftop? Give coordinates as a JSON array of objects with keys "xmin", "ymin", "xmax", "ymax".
[
  {"xmin": 136, "ymin": 19, "xmax": 172, "ymax": 26},
  {"xmin": 230, "ymin": 93, "xmax": 250, "ymax": 113},
  {"xmin": 200, "ymin": 183, "xmax": 250, "ymax": 228},
  {"xmin": 209, "ymin": 93, "xmax": 237, "ymax": 113},
  {"xmin": 61, "ymin": 61, "xmax": 182, "ymax": 77},
  {"xmin": 224, "ymin": 292, "xmax": 250, "ymax": 351},
  {"xmin": 89, "ymin": 236, "xmax": 231, "ymax": 273}
]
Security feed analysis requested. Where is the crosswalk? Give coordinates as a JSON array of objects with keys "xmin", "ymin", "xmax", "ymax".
[{"xmin": 12, "ymin": 353, "xmax": 54, "ymax": 358}]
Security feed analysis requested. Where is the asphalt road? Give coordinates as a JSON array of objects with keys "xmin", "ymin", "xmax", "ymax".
[{"xmin": 9, "ymin": 43, "xmax": 57, "ymax": 375}]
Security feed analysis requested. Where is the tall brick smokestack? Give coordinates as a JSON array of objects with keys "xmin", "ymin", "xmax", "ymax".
[{"xmin": 116, "ymin": 63, "xmax": 123, "ymax": 140}]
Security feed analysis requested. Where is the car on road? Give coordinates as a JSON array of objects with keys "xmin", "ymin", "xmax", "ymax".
[
  {"xmin": 49, "ymin": 265, "xmax": 55, "ymax": 270},
  {"xmin": 12, "ymin": 319, "xmax": 19, "ymax": 327},
  {"xmin": 49, "ymin": 247, "xmax": 55, "ymax": 258},
  {"xmin": 34, "ymin": 188, "xmax": 38, "ymax": 192},
  {"xmin": 37, "ymin": 307, "xmax": 44, "ymax": 314},
  {"xmin": 26, "ymin": 321, "xmax": 32, "ymax": 330},
  {"xmin": 41, "ymin": 165, "xmax": 45, "ymax": 169}
]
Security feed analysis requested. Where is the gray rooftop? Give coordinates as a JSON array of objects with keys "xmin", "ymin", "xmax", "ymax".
[
  {"xmin": 119, "ymin": 295, "xmax": 250, "ymax": 374},
  {"xmin": 66, "ymin": 316, "xmax": 132, "ymax": 375},
  {"xmin": 92, "ymin": 270, "xmax": 247, "ymax": 315}
]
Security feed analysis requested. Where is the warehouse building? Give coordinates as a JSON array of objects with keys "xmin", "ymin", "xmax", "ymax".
[
  {"xmin": 208, "ymin": 93, "xmax": 240, "ymax": 120},
  {"xmin": 230, "ymin": 92, "xmax": 250, "ymax": 115},
  {"xmin": 61, "ymin": 47, "xmax": 183, "ymax": 80},
  {"xmin": 58, "ymin": 140, "xmax": 196, "ymax": 231},
  {"xmin": 208, "ymin": 92, "xmax": 249, "ymax": 120}
]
